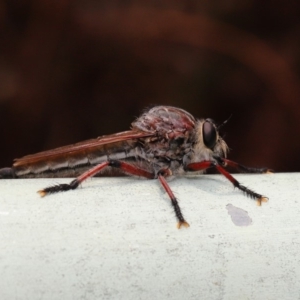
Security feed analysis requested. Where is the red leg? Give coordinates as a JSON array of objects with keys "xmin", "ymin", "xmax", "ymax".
[
  {"xmin": 185, "ymin": 161, "xmax": 214, "ymax": 172},
  {"xmin": 38, "ymin": 160, "xmax": 154, "ymax": 196},
  {"xmin": 186, "ymin": 160, "xmax": 268, "ymax": 205},
  {"xmin": 220, "ymin": 158, "xmax": 272, "ymax": 174},
  {"xmin": 158, "ymin": 170, "xmax": 189, "ymax": 229},
  {"xmin": 215, "ymin": 164, "xmax": 268, "ymax": 205}
]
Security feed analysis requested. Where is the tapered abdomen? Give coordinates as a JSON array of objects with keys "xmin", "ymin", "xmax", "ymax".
[{"xmin": 12, "ymin": 139, "xmax": 143, "ymax": 178}]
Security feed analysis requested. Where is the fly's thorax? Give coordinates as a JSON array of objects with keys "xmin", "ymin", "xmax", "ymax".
[{"xmin": 188, "ymin": 119, "xmax": 228, "ymax": 163}]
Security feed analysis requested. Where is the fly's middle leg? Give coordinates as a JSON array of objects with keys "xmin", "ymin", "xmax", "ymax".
[{"xmin": 157, "ymin": 169, "xmax": 190, "ymax": 229}]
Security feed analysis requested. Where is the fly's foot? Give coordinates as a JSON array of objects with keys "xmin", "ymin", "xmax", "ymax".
[
  {"xmin": 37, "ymin": 184, "xmax": 73, "ymax": 197},
  {"xmin": 256, "ymin": 196, "xmax": 269, "ymax": 206},
  {"xmin": 265, "ymin": 169, "xmax": 274, "ymax": 174},
  {"xmin": 37, "ymin": 189, "xmax": 47, "ymax": 197},
  {"xmin": 177, "ymin": 220, "xmax": 190, "ymax": 229}
]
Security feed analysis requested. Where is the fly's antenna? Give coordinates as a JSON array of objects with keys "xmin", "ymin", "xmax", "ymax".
[{"xmin": 217, "ymin": 114, "xmax": 232, "ymax": 130}]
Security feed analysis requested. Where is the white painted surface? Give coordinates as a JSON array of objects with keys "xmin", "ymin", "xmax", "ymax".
[{"xmin": 0, "ymin": 173, "xmax": 299, "ymax": 300}]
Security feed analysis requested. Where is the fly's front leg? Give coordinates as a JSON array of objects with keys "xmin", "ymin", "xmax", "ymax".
[
  {"xmin": 215, "ymin": 157, "xmax": 273, "ymax": 174},
  {"xmin": 186, "ymin": 161, "xmax": 268, "ymax": 206},
  {"xmin": 38, "ymin": 160, "xmax": 154, "ymax": 197},
  {"xmin": 158, "ymin": 169, "xmax": 189, "ymax": 229}
]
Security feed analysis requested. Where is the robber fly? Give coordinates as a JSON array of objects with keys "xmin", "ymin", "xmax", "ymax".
[{"xmin": 0, "ymin": 106, "xmax": 271, "ymax": 228}]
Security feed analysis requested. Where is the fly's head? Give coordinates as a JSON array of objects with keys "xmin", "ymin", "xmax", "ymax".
[{"xmin": 190, "ymin": 119, "xmax": 228, "ymax": 162}]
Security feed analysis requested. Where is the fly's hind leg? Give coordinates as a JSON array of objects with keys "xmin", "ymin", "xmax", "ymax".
[{"xmin": 38, "ymin": 160, "xmax": 154, "ymax": 197}]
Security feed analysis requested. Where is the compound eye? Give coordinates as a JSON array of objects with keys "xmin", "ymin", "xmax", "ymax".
[{"xmin": 203, "ymin": 120, "xmax": 217, "ymax": 149}]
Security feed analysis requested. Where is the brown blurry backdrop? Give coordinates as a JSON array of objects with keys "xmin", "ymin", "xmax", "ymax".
[{"xmin": 0, "ymin": 1, "xmax": 300, "ymax": 172}]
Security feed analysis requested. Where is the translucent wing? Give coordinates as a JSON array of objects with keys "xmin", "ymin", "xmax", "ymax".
[{"xmin": 13, "ymin": 130, "xmax": 155, "ymax": 177}]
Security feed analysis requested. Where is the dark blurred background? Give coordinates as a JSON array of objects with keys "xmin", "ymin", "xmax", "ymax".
[{"xmin": 1, "ymin": 0, "xmax": 300, "ymax": 172}]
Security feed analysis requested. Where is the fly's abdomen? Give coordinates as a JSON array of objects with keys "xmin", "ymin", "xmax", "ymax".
[{"xmin": 13, "ymin": 140, "xmax": 139, "ymax": 178}]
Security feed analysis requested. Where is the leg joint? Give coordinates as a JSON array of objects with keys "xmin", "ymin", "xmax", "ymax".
[{"xmin": 108, "ymin": 159, "xmax": 121, "ymax": 168}]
